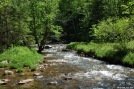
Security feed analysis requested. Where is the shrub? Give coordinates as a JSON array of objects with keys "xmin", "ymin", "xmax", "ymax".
[
  {"xmin": 30, "ymin": 65, "xmax": 37, "ymax": 71},
  {"xmin": 126, "ymin": 41, "xmax": 134, "ymax": 52},
  {"xmin": 94, "ymin": 43, "xmax": 115, "ymax": 58},
  {"xmin": 66, "ymin": 42, "xmax": 79, "ymax": 49},
  {"xmin": 67, "ymin": 42, "xmax": 134, "ymax": 66},
  {"xmin": 0, "ymin": 63, "xmax": 7, "ymax": 68},
  {"xmin": 0, "ymin": 46, "xmax": 43, "ymax": 72},
  {"xmin": 92, "ymin": 18, "xmax": 134, "ymax": 44},
  {"xmin": 10, "ymin": 63, "xmax": 23, "ymax": 69},
  {"xmin": 16, "ymin": 67, "xmax": 24, "ymax": 73},
  {"xmin": 123, "ymin": 52, "xmax": 134, "ymax": 65}
]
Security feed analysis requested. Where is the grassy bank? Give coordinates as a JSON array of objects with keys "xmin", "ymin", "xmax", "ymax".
[
  {"xmin": 67, "ymin": 41, "xmax": 134, "ymax": 67},
  {"xmin": 0, "ymin": 46, "xmax": 43, "ymax": 72}
]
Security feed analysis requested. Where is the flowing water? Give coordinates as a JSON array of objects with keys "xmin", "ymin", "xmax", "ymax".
[{"xmin": 0, "ymin": 44, "xmax": 134, "ymax": 89}]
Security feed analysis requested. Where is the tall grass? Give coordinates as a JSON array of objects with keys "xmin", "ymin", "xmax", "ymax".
[
  {"xmin": 0, "ymin": 46, "xmax": 43, "ymax": 72},
  {"xmin": 93, "ymin": 43, "xmax": 116, "ymax": 58},
  {"xmin": 67, "ymin": 41, "xmax": 134, "ymax": 67}
]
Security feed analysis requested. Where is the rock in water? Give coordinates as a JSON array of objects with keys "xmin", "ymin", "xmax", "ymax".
[
  {"xmin": 0, "ymin": 79, "xmax": 10, "ymax": 85},
  {"xmin": 44, "ymin": 45, "xmax": 52, "ymax": 49},
  {"xmin": 64, "ymin": 76, "xmax": 72, "ymax": 80},
  {"xmin": 4, "ymin": 70, "xmax": 14, "ymax": 75},
  {"xmin": 33, "ymin": 73, "xmax": 41, "ymax": 76},
  {"xmin": 34, "ymin": 75, "xmax": 44, "ymax": 79},
  {"xmin": 18, "ymin": 79, "xmax": 34, "ymax": 84},
  {"xmin": 48, "ymin": 81, "xmax": 58, "ymax": 85}
]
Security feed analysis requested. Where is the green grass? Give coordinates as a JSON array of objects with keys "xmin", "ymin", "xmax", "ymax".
[
  {"xmin": 93, "ymin": 43, "xmax": 116, "ymax": 58},
  {"xmin": 67, "ymin": 41, "xmax": 134, "ymax": 67},
  {"xmin": 0, "ymin": 63, "xmax": 7, "ymax": 68},
  {"xmin": 0, "ymin": 46, "xmax": 43, "ymax": 72}
]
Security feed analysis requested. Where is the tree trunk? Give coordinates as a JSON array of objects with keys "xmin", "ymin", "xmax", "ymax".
[
  {"xmin": 5, "ymin": 6, "xmax": 9, "ymax": 48},
  {"xmin": 37, "ymin": 25, "xmax": 50, "ymax": 53},
  {"xmin": 38, "ymin": 44, "xmax": 44, "ymax": 53}
]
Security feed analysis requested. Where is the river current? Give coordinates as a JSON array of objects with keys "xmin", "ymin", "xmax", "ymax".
[
  {"xmin": 41, "ymin": 44, "xmax": 134, "ymax": 89},
  {"xmin": 0, "ymin": 44, "xmax": 134, "ymax": 89}
]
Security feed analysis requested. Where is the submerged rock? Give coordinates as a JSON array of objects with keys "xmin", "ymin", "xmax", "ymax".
[
  {"xmin": 0, "ymin": 79, "xmax": 10, "ymax": 85},
  {"xmin": 33, "ymin": 73, "xmax": 41, "ymax": 76},
  {"xmin": 45, "ymin": 45, "xmax": 52, "ymax": 49},
  {"xmin": 34, "ymin": 75, "xmax": 44, "ymax": 79},
  {"xmin": 4, "ymin": 70, "xmax": 14, "ymax": 75},
  {"xmin": 18, "ymin": 79, "xmax": 34, "ymax": 84},
  {"xmin": 62, "ymin": 49, "xmax": 70, "ymax": 52},
  {"xmin": 64, "ymin": 76, "xmax": 72, "ymax": 80},
  {"xmin": 19, "ymin": 73, "xmax": 25, "ymax": 76},
  {"xmin": 48, "ymin": 81, "xmax": 58, "ymax": 85},
  {"xmin": 0, "ymin": 80, "xmax": 6, "ymax": 85}
]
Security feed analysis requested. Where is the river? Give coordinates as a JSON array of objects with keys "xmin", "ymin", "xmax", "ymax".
[{"xmin": 0, "ymin": 44, "xmax": 134, "ymax": 89}]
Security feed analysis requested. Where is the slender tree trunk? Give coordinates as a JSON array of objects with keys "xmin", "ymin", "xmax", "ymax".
[
  {"xmin": 5, "ymin": 7, "xmax": 9, "ymax": 48},
  {"xmin": 31, "ymin": 1, "xmax": 40, "ymax": 49},
  {"xmin": 38, "ymin": 24, "xmax": 50, "ymax": 53}
]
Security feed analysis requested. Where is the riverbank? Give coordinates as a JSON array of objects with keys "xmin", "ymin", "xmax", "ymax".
[
  {"xmin": 66, "ymin": 42, "xmax": 134, "ymax": 68},
  {"xmin": 0, "ymin": 44, "xmax": 134, "ymax": 88}
]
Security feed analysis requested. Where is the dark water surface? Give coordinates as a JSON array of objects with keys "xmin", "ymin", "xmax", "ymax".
[{"xmin": 0, "ymin": 44, "xmax": 134, "ymax": 89}]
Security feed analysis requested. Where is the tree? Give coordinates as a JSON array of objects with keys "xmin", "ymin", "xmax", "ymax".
[
  {"xmin": 89, "ymin": 0, "xmax": 104, "ymax": 25},
  {"xmin": 58, "ymin": 0, "xmax": 91, "ymax": 42},
  {"xmin": 0, "ymin": 0, "xmax": 34, "ymax": 52},
  {"xmin": 28, "ymin": 0, "xmax": 62, "ymax": 53},
  {"xmin": 92, "ymin": 18, "xmax": 134, "ymax": 44},
  {"xmin": 121, "ymin": 0, "xmax": 134, "ymax": 17}
]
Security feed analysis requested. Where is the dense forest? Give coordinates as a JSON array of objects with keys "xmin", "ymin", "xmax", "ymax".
[{"xmin": 0, "ymin": 0, "xmax": 134, "ymax": 67}]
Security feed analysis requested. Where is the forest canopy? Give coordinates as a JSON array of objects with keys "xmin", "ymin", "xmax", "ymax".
[{"xmin": 0, "ymin": 0, "xmax": 134, "ymax": 53}]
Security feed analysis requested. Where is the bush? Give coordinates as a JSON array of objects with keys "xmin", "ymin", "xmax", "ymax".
[
  {"xmin": 66, "ymin": 42, "xmax": 80, "ymax": 49},
  {"xmin": 123, "ymin": 52, "xmax": 134, "ymax": 65},
  {"xmin": 30, "ymin": 65, "xmax": 37, "ymax": 71},
  {"xmin": 16, "ymin": 67, "xmax": 24, "ymax": 73},
  {"xmin": 126, "ymin": 41, "xmax": 134, "ymax": 52},
  {"xmin": 92, "ymin": 18, "xmax": 134, "ymax": 44},
  {"xmin": 0, "ymin": 46, "xmax": 43, "ymax": 72},
  {"xmin": 0, "ymin": 63, "xmax": 7, "ymax": 68},
  {"xmin": 67, "ymin": 42, "xmax": 134, "ymax": 66},
  {"xmin": 10, "ymin": 63, "xmax": 23, "ymax": 69},
  {"xmin": 94, "ymin": 43, "xmax": 116, "ymax": 58}
]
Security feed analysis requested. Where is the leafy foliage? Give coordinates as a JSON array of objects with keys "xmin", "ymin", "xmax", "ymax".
[
  {"xmin": 0, "ymin": 46, "xmax": 43, "ymax": 71},
  {"xmin": 28, "ymin": 0, "xmax": 62, "ymax": 52},
  {"xmin": 123, "ymin": 52, "xmax": 134, "ymax": 65},
  {"xmin": 67, "ymin": 41, "xmax": 134, "ymax": 66},
  {"xmin": 92, "ymin": 18, "xmax": 134, "ymax": 43}
]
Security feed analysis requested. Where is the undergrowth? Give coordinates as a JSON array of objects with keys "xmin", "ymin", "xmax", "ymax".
[
  {"xmin": 0, "ymin": 46, "xmax": 43, "ymax": 72},
  {"xmin": 67, "ymin": 41, "xmax": 134, "ymax": 67}
]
